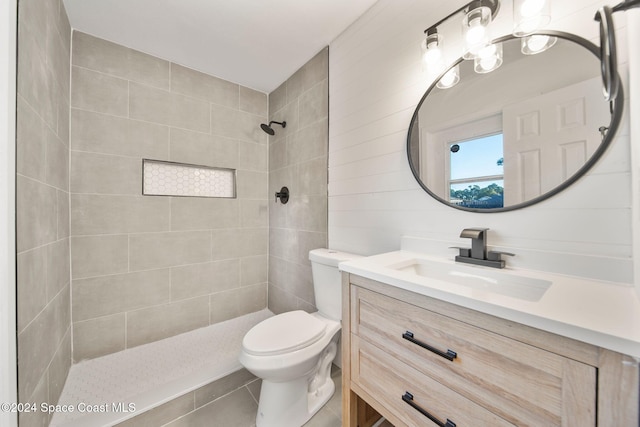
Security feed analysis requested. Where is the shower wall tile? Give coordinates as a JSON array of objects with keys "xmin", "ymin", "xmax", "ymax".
[
  {"xmin": 70, "ymin": 151, "xmax": 141, "ymax": 195},
  {"xmin": 70, "ymin": 32, "xmax": 269, "ymax": 361},
  {"xmin": 16, "ymin": 0, "xmax": 71, "ymax": 416},
  {"xmin": 171, "ymin": 63, "xmax": 239, "ymax": 108},
  {"xmin": 237, "ymin": 170, "xmax": 268, "ymax": 199},
  {"xmin": 268, "ymin": 47, "xmax": 328, "ymax": 312},
  {"xmin": 299, "ymin": 79, "xmax": 329, "ymax": 128},
  {"xmin": 129, "ymin": 82, "xmax": 210, "ymax": 132},
  {"xmin": 239, "ymin": 199, "xmax": 268, "ymax": 228},
  {"xmin": 170, "ymin": 196, "xmax": 239, "ymax": 231},
  {"xmin": 71, "ymin": 109, "xmax": 169, "ymax": 158},
  {"xmin": 238, "ymin": 141, "xmax": 268, "ymax": 172},
  {"xmin": 169, "ymin": 128, "xmax": 238, "ymax": 169},
  {"xmin": 72, "ymin": 269, "xmax": 171, "ymax": 321},
  {"xmin": 46, "ymin": 238, "xmax": 70, "ymax": 301},
  {"xmin": 16, "ymin": 175, "xmax": 58, "ymax": 253},
  {"xmin": 17, "ymin": 246, "xmax": 48, "ymax": 333},
  {"xmin": 57, "ymin": 189, "xmax": 70, "ymax": 239},
  {"xmin": 71, "ymin": 66, "xmax": 128, "ymax": 116},
  {"xmin": 17, "ymin": 284, "xmax": 70, "ymax": 402},
  {"xmin": 210, "ymin": 103, "xmax": 267, "ymax": 143},
  {"xmin": 45, "ymin": 134, "xmax": 69, "ymax": 191},
  {"xmin": 16, "ymin": 96, "xmax": 47, "ymax": 182},
  {"xmin": 73, "ymin": 32, "xmax": 171, "ymax": 90},
  {"xmin": 126, "ymin": 296, "xmax": 210, "ymax": 348},
  {"xmin": 73, "ymin": 314, "xmax": 126, "ymax": 361},
  {"xmin": 70, "ymin": 194, "xmax": 171, "ymax": 235},
  {"xmin": 240, "ymin": 255, "xmax": 268, "ymax": 287},
  {"xmin": 116, "ymin": 392, "xmax": 195, "ymax": 427},
  {"xmin": 239, "ymin": 86, "xmax": 268, "ymax": 116},
  {"xmin": 129, "ymin": 231, "xmax": 211, "ymax": 271},
  {"xmin": 70, "ymin": 235, "xmax": 129, "ymax": 279}
]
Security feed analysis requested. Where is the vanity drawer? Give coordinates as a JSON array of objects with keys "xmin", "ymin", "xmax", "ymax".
[
  {"xmin": 350, "ymin": 285, "xmax": 596, "ymax": 426},
  {"xmin": 352, "ymin": 335, "xmax": 515, "ymax": 427}
]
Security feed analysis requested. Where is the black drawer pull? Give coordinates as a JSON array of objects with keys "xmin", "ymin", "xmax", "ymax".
[
  {"xmin": 402, "ymin": 392, "xmax": 456, "ymax": 427},
  {"xmin": 402, "ymin": 331, "xmax": 457, "ymax": 361}
]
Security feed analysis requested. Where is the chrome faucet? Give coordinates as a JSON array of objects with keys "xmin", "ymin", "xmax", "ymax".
[{"xmin": 452, "ymin": 228, "xmax": 513, "ymax": 268}]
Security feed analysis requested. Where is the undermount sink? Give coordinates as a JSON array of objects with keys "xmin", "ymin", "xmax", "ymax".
[{"xmin": 387, "ymin": 257, "xmax": 552, "ymax": 302}]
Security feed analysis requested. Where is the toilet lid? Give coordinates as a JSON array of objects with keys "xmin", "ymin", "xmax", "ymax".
[{"xmin": 242, "ymin": 311, "xmax": 327, "ymax": 356}]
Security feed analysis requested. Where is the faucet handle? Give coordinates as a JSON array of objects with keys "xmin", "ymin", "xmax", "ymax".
[
  {"xmin": 487, "ymin": 250, "xmax": 515, "ymax": 261},
  {"xmin": 449, "ymin": 246, "xmax": 471, "ymax": 258}
]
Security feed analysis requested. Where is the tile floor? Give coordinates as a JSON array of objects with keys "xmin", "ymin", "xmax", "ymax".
[{"xmin": 163, "ymin": 367, "xmax": 344, "ymax": 427}]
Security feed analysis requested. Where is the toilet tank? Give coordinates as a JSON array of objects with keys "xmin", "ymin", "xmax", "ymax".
[{"xmin": 309, "ymin": 248, "xmax": 361, "ymax": 321}]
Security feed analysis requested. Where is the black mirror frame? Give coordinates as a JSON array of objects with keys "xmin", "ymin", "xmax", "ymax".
[{"xmin": 407, "ymin": 31, "xmax": 624, "ymax": 213}]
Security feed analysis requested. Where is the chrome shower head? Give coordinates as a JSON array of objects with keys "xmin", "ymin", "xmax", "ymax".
[{"xmin": 260, "ymin": 120, "xmax": 286, "ymax": 135}]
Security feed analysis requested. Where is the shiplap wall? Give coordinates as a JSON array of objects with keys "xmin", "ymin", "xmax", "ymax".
[{"xmin": 328, "ymin": 0, "xmax": 633, "ymax": 284}]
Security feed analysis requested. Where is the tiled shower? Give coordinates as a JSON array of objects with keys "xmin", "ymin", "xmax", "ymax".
[{"xmin": 15, "ymin": 0, "xmax": 329, "ymax": 424}]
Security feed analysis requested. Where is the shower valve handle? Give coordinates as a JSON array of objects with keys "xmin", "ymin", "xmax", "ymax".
[{"xmin": 275, "ymin": 186, "xmax": 289, "ymax": 204}]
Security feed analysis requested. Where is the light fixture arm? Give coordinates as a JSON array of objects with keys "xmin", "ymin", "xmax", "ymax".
[
  {"xmin": 423, "ymin": 0, "xmax": 500, "ymax": 34},
  {"xmin": 593, "ymin": 0, "xmax": 639, "ymax": 101}
]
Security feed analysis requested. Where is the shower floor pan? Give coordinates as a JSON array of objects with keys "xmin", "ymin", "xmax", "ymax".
[{"xmin": 50, "ymin": 309, "xmax": 272, "ymax": 427}]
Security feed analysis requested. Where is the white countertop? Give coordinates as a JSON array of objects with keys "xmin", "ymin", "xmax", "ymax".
[{"xmin": 339, "ymin": 250, "xmax": 640, "ymax": 359}]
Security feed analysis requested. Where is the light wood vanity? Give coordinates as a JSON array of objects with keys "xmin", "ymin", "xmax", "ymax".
[{"xmin": 341, "ymin": 273, "xmax": 640, "ymax": 427}]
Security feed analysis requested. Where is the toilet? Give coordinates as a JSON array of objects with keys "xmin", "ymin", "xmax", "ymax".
[{"xmin": 239, "ymin": 248, "xmax": 360, "ymax": 427}]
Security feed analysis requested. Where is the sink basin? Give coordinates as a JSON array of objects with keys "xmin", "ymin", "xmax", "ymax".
[{"xmin": 387, "ymin": 258, "xmax": 552, "ymax": 302}]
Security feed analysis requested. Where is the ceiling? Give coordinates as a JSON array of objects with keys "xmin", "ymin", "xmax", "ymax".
[{"xmin": 62, "ymin": 0, "xmax": 379, "ymax": 93}]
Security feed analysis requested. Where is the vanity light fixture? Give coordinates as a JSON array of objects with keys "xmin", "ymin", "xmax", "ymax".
[
  {"xmin": 474, "ymin": 43, "xmax": 503, "ymax": 73},
  {"xmin": 521, "ymin": 34, "xmax": 557, "ymax": 54},
  {"xmin": 513, "ymin": 0, "xmax": 551, "ymax": 36},
  {"xmin": 462, "ymin": 0, "xmax": 500, "ymax": 60},
  {"xmin": 436, "ymin": 64, "xmax": 460, "ymax": 89},
  {"xmin": 422, "ymin": 28, "xmax": 444, "ymax": 69}
]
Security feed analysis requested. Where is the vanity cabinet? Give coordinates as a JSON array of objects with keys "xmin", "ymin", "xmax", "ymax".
[{"xmin": 342, "ymin": 274, "xmax": 639, "ymax": 427}]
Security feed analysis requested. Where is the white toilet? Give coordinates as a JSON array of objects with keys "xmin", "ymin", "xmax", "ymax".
[{"xmin": 239, "ymin": 248, "xmax": 360, "ymax": 427}]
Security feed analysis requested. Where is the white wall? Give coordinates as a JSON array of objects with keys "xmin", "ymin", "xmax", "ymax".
[
  {"xmin": 329, "ymin": 0, "xmax": 633, "ymax": 284},
  {"xmin": 0, "ymin": 0, "xmax": 18, "ymax": 425}
]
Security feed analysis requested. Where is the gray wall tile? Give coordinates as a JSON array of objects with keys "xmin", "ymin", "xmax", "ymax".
[
  {"xmin": 237, "ymin": 170, "xmax": 268, "ymax": 199},
  {"xmin": 268, "ymin": 48, "xmax": 328, "ymax": 314},
  {"xmin": 16, "ymin": 176, "xmax": 58, "ymax": 252},
  {"xmin": 169, "ymin": 128, "xmax": 238, "ymax": 169},
  {"xmin": 16, "ymin": 96, "xmax": 47, "ymax": 182},
  {"xmin": 240, "ymin": 255, "xmax": 268, "ymax": 287},
  {"xmin": 57, "ymin": 189, "xmax": 69, "ymax": 239},
  {"xmin": 171, "ymin": 63, "xmax": 239, "ymax": 108},
  {"xmin": 17, "ymin": 247, "xmax": 48, "ymax": 333},
  {"xmin": 240, "ymin": 199, "xmax": 268, "ymax": 228},
  {"xmin": 71, "ymin": 66, "xmax": 128, "ymax": 116},
  {"xmin": 129, "ymin": 231, "xmax": 211, "ymax": 271},
  {"xmin": 71, "ymin": 151, "xmax": 141, "ymax": 195},
  {"xmin": 194, "ymin": 368, "xmax": 255, "ymax": 408},
  {"xmin": 239, "ymin": 86, "xmax": 267, "ymax": 116},
  {"xmin": 238, "ymin": 141, "xmax": 268, "ymax": 172},
  {"xmin": 71, "ymin": 194, "xmax": 171, "ymax": 235},
  {"xmin": 73, "ymin": 32, "xmax": 170, "ymax": 90},
  {"xmin": 71, "ymin": 235, "xmax": 129, "ymax": 279},
  {"xmin": 164, "ymin": 387, "xmax": 257, "ymax": 427},
  {"xmin": 211, "ymin": 103, "xmax": 266, "ymax": 143},
  {"xmin": 129, "ymin": 82, "xmax": 210, "ymax": 132},
  {"xmin": 46, "ymin": 238, "xmax": 70, "ymax": 300},
  {"xmin": 45, "ymin": 134, "xmax": 69, "ymax": 191},
  {"xmin": 73, "ymin": 314, "xmax": 126, "ymax": 361},
  {"xmin": 71, "ymin": 109, "xmax": 169, "ymax": 158},
  {"xmin": 126, "ymin": 296, "xmax": 210, "ymax": 347},
  {"xmin": 48, "ymin": 329, "xmax": 71, "ymax": 406},
  {"xmin": 72, "ymin": 269, "xmax": 170, "ymax": 321},
  {"xmin": 170, "ymin": 198, "xmax": 239, "ymax": 231}
]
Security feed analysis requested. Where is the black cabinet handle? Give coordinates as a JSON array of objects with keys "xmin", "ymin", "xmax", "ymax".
[
  {"xmin": 402, "ymin": 331, "xmax": 457, "ymax": 361},
  {"xmin": 402, "ymin": 392, "xmax": 456, "ymax": 427}
]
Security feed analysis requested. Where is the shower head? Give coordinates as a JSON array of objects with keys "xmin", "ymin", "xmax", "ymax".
[{"xmin": 260, "ymin": 120, "xmax": 286, "ymax": 135}]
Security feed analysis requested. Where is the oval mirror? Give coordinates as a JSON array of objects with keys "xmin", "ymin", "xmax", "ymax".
[{"xmin": 407, "ymin": 31, "xmax": 623, "ymax": 212}]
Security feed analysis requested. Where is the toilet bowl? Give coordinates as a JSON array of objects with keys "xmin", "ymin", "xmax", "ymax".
[{"xmin": 239, "ymin": 248, "xmax": 360, "ymax": 427}]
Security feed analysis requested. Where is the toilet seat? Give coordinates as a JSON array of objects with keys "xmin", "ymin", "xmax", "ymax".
[{"xmin": 242, "ymin": 311, "xmax": 327, "ymax": 356}]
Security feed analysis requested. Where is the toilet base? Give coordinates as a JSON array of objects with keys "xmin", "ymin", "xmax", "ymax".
[{"xmin": 255, "ymin": 340, "xmax": 338, "ymax": 427}]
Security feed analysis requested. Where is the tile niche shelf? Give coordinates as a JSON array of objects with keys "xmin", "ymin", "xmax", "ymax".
[{"xmin": 142, "ymin": 159, "xmax": 236, "ymax": 198}]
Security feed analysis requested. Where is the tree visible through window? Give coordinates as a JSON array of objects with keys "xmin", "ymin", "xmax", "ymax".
[{"xmin": 449, "ymin": 133, "xmax": 504, "ymax": 208}]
